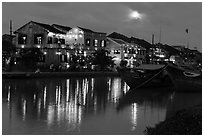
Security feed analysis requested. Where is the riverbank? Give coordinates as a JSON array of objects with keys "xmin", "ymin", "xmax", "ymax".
[
  {"xmin": 2, "ymin": 71, "xmax": 120, "ymax": 79},
  {"xmin": 145, "ymin": 104, "xmax": 202, "ymax": 135}
]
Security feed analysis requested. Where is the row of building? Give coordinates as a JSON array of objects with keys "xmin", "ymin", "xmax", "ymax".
[
  {"xmin": 4, "ymin": 21, "xmax": 148, "ymax": 69},
  {"xmin": 3, "ymin": 20, "xmax": 201, "ymax": 71}
]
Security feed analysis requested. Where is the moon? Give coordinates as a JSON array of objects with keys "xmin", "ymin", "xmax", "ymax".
[{"xmin": 129, "ymin": 10, "xmax": 143, "ymax": 20}]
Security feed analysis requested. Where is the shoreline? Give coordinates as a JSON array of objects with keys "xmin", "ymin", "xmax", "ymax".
[
  {"xmin": 145, "ymin": 104, "xmax": 202, "ymax": 135},
  {"xmin": 2, "ymin": 71, "xmax": 120, "ymax": 79}
]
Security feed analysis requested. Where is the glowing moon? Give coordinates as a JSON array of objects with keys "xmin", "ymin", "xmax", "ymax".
[{"xmin": 128, "ymin": 10, "xmax": 143, "ymax": 20}]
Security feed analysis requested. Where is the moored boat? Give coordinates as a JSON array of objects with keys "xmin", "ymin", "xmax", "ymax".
[
  {"xmin": 117, "ymin": 64, "xmax": 172, "ymax": 89},
  {"xmin": 166, "ymin": 64, "xmax": 202, "ymax": 92}
]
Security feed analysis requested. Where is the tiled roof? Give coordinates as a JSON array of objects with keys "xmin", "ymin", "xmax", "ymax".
[
  {"xmin": 112, "ymin": 38, "xmax": 127, "ymax": 45},
  {"xmin": 52, "ymin": 24, "xmax": 72, "ymax": 32},
  {"xmin": 78, "ymin": 26, "xmax": 94, "ymax": 33},
  {"xmin": 77, "ymin": 26, "xmax": 106, "ymax": 34},
  {"xmin": 14, "ymin": 21, "xmax": 65, "ymax": 34},
  {"xmin": 130, "ymin": 37, "xmax": 152, "ymax": 49},
  {"xmin": 108, "ymin": 32, "xmax": 152, "ymax": 49},
  {"xmin": 108, "ymin": 32, "xmax": 131, "ymax": 43},
  {"xmin": 33, "ymin": 21, "xmax": 65, "ymax": 34}
]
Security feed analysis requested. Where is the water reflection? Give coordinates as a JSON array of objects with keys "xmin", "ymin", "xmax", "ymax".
[
  {"xmin": 2, "ymin": 78, "xmax": 202, "ymax": 135},
  {"xmin": 117, "ymin": 87, "xmax": 174, "ymax": 131},
  {"xmin": 131, "ymin": 103, "xmax": 138, "ymax": 131}
]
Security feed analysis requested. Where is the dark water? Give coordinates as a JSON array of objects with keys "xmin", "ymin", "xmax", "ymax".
[{"xmin": 2, "ymin": 77, "xmax": 202, "ymax": 135}]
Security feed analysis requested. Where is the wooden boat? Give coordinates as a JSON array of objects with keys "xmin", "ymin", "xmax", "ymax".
[
  {"xmin": 117, "ymin": 64, "xmax": 172, "ymax": 89},
  {"xmin": 166, "ymin": 64, "xmax": 202, "ymax": 92}
]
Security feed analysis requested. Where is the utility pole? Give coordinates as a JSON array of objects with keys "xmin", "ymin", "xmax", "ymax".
[
  {"xmin": 186, "ymin": 28, "xmax": 189, "ymax": 49},
  {"xmin": 159, "ymin": 22, "xmax": 162, "ymax": 43},
  {"xmin": 152, "ymin": 34, "xmax": 154, "ymax": 45},
  {"xmin": 10, "ymin": 20, "xmax": 12, "ymax": 36}
]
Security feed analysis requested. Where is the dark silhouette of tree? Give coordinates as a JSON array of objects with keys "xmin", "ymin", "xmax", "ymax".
[
  {"xmin": 68, "ymin": 55, "xmax": 79, "ymax": 71},
  {"xmin": 120, "ymin": 60, "xmax": 128, "ymax": 67},
  {"xmin": 92, "ymin": 49, "xmax": 115, "ymax": 71},
  {"xmin": 19, "ymin": 48, "xmax": 43, "ymax": 70},
  {"xmin": 2, "ymin": 40, "xmax": 16, "ymax": 52}
]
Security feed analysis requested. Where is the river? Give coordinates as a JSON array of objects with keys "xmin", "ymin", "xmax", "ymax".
[{"xmin": 2, "ymin": 77, "xmax": 202, "ymax": 135}]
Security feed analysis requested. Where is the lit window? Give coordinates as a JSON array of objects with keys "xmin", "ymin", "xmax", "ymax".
[
  {"xmin": 94, "ymin": 39, "xmax": 98, "ymax": 47},
  {"xmin": 53, "ymin": 38, "xmax": 58, "ymax": 44},
  {"xmin": 86, "ymin": 39, "xmax": 90, "ymax": 46},
  {"xmin": 37, "ymin": 37, "xmax": 42, "ymax": 44},
  {"xmin": 101, "ymin": 40, "xmax": 104, "ymax": 47},
  {"xmin": 79, "ymin": 30, "xmax": 84, "ymax": 34},
  {"xmin": 18, "ymin": 35, "xmax": 27, "ymax": 44},
  {"xmin": 34, "ymin": 34, "xmax": 43, "ymax": 44},
  {"xmin": 59, "ymin": 39, "xmax": 65, "ymax": 44},
  {"xmin": 47, "ymin": 37, "xmax": 52, "ymax": 44},
  {"xmin": 60, "ymin": 54, "xmax": 67, "ymax": 62},
  {"xmin": 114, "ymin": 50, "xmax": 120, "ymax": 54}
]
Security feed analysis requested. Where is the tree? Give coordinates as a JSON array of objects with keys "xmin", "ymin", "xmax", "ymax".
[
  {"xmin": 120, "ymin": 60, "xmax": 128, "ymax": 67},
  {"xmin": 92, "ymin": 49, "xmax": 115, "ymax": 71},
  {"xmin": 19, "ymin": 48, "xmax": 43, "ymax": 70},
  {"xmin": 2, "ymin": 40, "xmax": 16, "ymax": 52}
]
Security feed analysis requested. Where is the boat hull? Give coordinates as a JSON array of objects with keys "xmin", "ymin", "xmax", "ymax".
[
  {"xmin": 166, "ymin": 64, "xmax": 202, "ymax": 92},
  {"xmin": 118, "ymin": 65, "xmax": 172, "ymax": 89}
]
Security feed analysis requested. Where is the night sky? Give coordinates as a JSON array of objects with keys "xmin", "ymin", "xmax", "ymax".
[{"xmin": 2, "ymin": 2, "xmax": 202, "ymax": 51}]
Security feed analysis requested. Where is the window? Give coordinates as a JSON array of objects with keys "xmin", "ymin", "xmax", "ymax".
[
  {"xmin": 77, "ymin": 50, "xmax": 84, "ymax": 54},
  {"xmin": 79, "ymin": 34, "xmax": 83, "ymax": 38},
  {"xmin": 59, "ymin": 39, "xmax": 65, "ymax": 44},
  {"xmin": 104, "ymin": 40, "xmax": 106, "ymax": 47},
  {"xmin": 60, "ymin": 55, "xmax": 67, "ymax": 62},
  {"xmin": 38, "ymin": 55, "xmax": 45, "ymax": 62},
  {"xmin": 18, "ymin": 35, "xmax": 27, "ymax": 44},
  {"xmin": 128, "ymin": 48, "xmax": 134, "ymax": 54},
  {"xmin": 94, "ymin": 39, "xmax": 98, "ymax": 47},
  {"xmin": 86, "ymin": 38, "xmax": 90, "ymax": 46},
  {"xmin": 34, "ymin": 34, "xmax": 43, "ymax": 44},
  {"xmin": 53, "ymin": 38, "xmax": 58, "ymax": 44},
  {"xmin": 47, "ymin": 37, "xmax": 52, "ymax": 44},
  {"xmin": 124, "ymin": 47, "xmax": 128, "ymax": 53},
  {"xmin": 114, "ymin": 50, "xmax": 120, "ymax": 54},
  {"xmin": 101, "ymin": 40, "xmax": 105, "ymax": 47}
]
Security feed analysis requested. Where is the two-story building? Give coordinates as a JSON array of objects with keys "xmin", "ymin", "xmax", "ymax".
[
  {"xmin": 14, "ymin": 21, "xmax": 68, "ymax": 67},
  {"xmin": 14, "ymin": 21, "xmax": 107, "ymax": 70},
  {"xmin": 107, "ymin": 32, "xmax": 147, "ymax": 67},
  {"xmin": 106, "ymin": 36, "xmax": 146, "ymax": 67}
]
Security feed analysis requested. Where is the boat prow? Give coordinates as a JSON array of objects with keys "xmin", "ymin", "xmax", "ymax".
[
  {"xmin": 117, "ymin": 64, "xmax": 172, "ymax": 89},
  {"xmin": 166, "ymin": 63, "xmax": 202, "ymax": 92}
]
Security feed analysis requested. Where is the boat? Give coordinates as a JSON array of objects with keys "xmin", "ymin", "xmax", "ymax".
[
  {"xmin": 165, "ymin": 63, "xmax": 202, "ymax": 92},
  {"xmin": 117, "ymin": 64, "xmax": 172, "ymax": 89}
]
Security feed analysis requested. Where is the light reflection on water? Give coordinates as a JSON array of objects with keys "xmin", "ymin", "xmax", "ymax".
[
  {"xmin": 131, "ymin": 103, "xmax": 137, "ymax": 131},
  {"xmin": 2, "ymin": 77, "xmax": 202, "ymax": 135}
]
